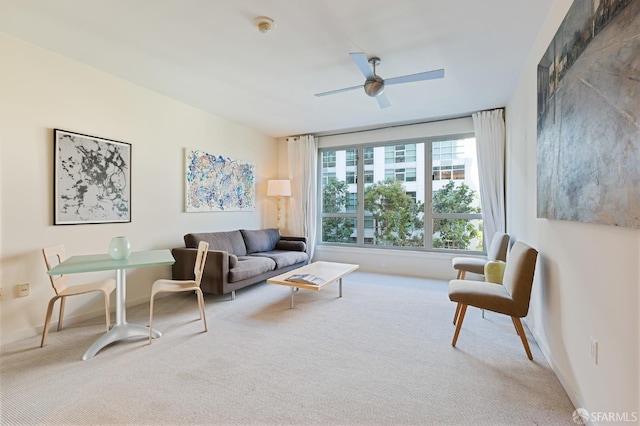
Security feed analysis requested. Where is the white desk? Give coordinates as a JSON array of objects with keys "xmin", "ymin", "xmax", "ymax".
[{"xmin": 46, "ymin": 250, "xmax": 175, "ymax": 360}]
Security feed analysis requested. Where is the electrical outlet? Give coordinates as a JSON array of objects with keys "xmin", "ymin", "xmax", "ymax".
[
  {"xmin": 590, "ymin": 337, "xmax": 598, "ymax": 364},
  {"xmin": 18, "ymin": 283, "xmax": 29, "ymax": 297}
]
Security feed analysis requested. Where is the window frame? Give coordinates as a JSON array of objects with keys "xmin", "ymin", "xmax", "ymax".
[{"xmin": 318, "ymin": 132, "xmax": 482, "ymax": 254}]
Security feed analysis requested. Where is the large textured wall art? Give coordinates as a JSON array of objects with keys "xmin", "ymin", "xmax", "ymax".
[
  {"xmin": 54, "ymin": 129, "xmax": 131, "ymax": 225},
  {"xmin": 537, "ymin": 0, "xmax": 639, "ymax": 228},
  {"xmin": 185, "ymin": 149, "xmax": 255, "ymax": 212}
]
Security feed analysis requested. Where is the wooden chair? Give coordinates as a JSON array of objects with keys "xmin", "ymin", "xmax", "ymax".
[
  {"xmin": 41, "ymin": 245, "xmax": 116, "ymax": 347},
  {"xmin": 451, "ymin": 232, "xmax": 510, "ymax": 324},
  {"xmin": 448, "ymin": 241, "xmax": 539, "ymax": 359},
  {"xmin": 148, "ymin": 241, "xmax": 209, "ymax": 343}
]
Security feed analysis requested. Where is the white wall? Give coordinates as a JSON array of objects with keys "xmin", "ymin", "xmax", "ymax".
[
  {"xmin": 0, "ymin": 34, "xmax": 279, "ymax": 344},
  {"xmin": 506, "ymin": 0, "xmax": 639, "ymax": 418}
]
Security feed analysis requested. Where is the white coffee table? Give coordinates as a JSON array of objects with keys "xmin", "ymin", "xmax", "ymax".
[{"xmin": 267, "ymin": 261, "xmax": 359, "ymax": 308}]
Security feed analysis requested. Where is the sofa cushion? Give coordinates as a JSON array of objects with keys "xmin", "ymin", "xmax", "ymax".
[
  {"xmin": 250, "ymin": 250, "xmax": 309, "ymax": 269},
  {"xmin": 229, "ymin": 256, "xmax": 276, "ymax": 282},
  {"xmin": 275, "ymin": 240, "xmax": 306, "ymax": 252},
  {"xmin": 184, "ymin": 231, "xmax": 247, "ymax": 257},
  {"xmin": 240, "ymin": 229, "xmax": 280, "ymax": 254}
]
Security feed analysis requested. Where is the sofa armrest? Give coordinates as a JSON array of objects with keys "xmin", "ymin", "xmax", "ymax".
[
  {"xmin": 172, "ymin": 248, "xmax": 230, "ymax": 294},
  {"xmin": 278, "ymin": 236, "xmax": 308, "ymax": 253}
]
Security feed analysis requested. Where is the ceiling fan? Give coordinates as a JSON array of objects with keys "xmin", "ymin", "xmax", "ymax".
[{"xmin": 314, "ymin": 52, "xmax": 445, "ymax": 109}]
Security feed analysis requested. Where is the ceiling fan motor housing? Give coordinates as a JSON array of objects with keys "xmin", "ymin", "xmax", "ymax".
[{"xmin": 364, "ymin": 77, "xmax": 384, "ymax": 97}]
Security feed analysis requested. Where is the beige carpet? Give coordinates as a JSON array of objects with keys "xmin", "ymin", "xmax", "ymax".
[{"xmin": 0, "ymin": 272, "xmax": 575, "ymax": 425}]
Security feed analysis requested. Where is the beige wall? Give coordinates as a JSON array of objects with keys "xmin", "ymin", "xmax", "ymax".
[
  {"xmin": 506, "ymin": 0, "xmax": 639, "ymax": 416},
  {"xmin": 0, "ymin": 34, "xmax": 279, "ymax": 344}
]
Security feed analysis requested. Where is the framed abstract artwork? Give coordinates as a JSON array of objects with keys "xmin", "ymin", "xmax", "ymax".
[
  {"xmin": 185, "ymin": 149, "xmax": 255, "ymax": 212},
  {"xmin": 54, "ymin": 129, "xmax": 131, "ymax": 225},
  {"xmin": 536, "ymin": 0, "xmax": 640, "ymax": 228}
]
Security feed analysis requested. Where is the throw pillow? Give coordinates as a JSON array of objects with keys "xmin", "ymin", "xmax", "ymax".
[
  {"xmin": 241, "ymin": 229, "xmax": 280, "ymax": 253},
  {"xmin": 484, "ymin": 260, "xmax": 506, "ymax": 284}
]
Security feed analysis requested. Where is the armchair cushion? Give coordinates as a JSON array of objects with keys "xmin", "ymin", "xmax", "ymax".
[{"xmin": 449, "ymin": 280, "xmax": 514, "ymax": 316}]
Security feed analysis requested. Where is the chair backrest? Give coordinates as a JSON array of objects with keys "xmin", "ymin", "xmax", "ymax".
[
  {"xmin": 193, "ymin": 241, "xmax": 210, "ymax": 285},
  {"xmin": 502, "ymin": 241, "xmax": 538, "ymax": 318},
  {"xmin": 42, "ymin": 244, "xmax": 69, "ymax": 295},
  {"xmin": 487, "ymin": 232, "xmax": 510, "ymax": 262}
]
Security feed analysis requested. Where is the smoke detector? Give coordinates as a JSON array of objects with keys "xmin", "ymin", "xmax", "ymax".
[{"xmin": 253, "ymin": 16, "xmax": 275, "ymax": 33}]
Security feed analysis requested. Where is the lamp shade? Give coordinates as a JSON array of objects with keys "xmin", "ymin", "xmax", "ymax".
[{"xmin": 267, "ymin": 179, "xmax": 291, "ymax": 197}]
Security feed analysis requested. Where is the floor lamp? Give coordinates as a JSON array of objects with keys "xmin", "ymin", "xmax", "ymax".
[{"xmin": 267, "ymin": 179, "xmax": 291, "ymax": 231}]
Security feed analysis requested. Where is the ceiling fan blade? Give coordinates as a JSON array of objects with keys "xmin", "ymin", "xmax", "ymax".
[
  {"xmin": 314, "ymin": 84, "xmax": 363, "ymax": 97},
  {"xmin": 385, "ymin": 68, "xmax": 445, "ymax": 85},
  {"xmin": 376, "ymin": 93, "xmax": 391, "ymax": 109},
  {"xmin": 349, "ymin": 52, "xmax": 374, "ymax": 79}
]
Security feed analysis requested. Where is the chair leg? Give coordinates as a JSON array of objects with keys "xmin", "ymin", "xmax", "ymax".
[
  {"xmin": 57, "ymin": 296, "xmax": 66, "ymax": 331},
  {"xmin": 103, "ymin": 291, "xmax": 111, "ymax": 331},
  {"xmin": 149, "ymin": 292, "xmax": 156, "ymax": 344},
  {"xmin": 453, "ymin": 303, "xmax": 461, "ymax": 325},
  {"xmin": 512, "ymin": 317, "xmax": 533, "ymax": 360},
  {"xmin": 511, "ymin": 317, "xmax": 520, "ymax": 335},
  {"xmin": 41, "ymin": 297, "xmax": 59, "ymax": 347},
  {"xmin": 196, "ymin": 289, "xmax": 207, "ymax": 332},
  {"xmin": 451, "ymin": 304, "xmax": 468, "ymax": 347},
  {"xmin": 456, "ymin": 270, "xmax": 466, "ymax": 280}
]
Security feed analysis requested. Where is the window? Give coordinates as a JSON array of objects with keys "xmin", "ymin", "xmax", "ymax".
[
  {"xmin": 346, "ymin": 192, "xmax": 357, "ymax": 212},
  {"xmin": 346, "ymin": 149, "xmax": 357, "ymax": 167},
  {"xmin": 364, "ymin": 147, "xmax": 374, "ymax": 165},
  {"xmin": 322, "ymin": 151, "xmax": 336, "ymax": 168},
  {"xmin": 364, "ymin": 170, "xmax": 374, "ymax": 184},
  {"xmin": 385, "ymin": 168, "xmax": 416, "ymax": 182},
  {"xmin": 322, "ymin": 172, "xmax": 336, "ymax": 185},
  {"xmin": 319, "ymin": 135, "xmax": 482, "ymax": 252}
]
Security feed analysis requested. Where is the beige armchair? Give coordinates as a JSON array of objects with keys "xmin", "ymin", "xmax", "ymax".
[
  {"xmin": 448, "ymin": 241, "xmax": 539, "ymax": 360},
  {"xmin": 451, "ymin": 232, "xmax": 510, "ymax": 324}
]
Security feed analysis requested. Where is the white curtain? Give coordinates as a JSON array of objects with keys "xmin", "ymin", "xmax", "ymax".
[
  {"xmin": 287, "ymin": 135, "xmax": 317, "ymax": 259},
  {"xmin": 472, "ymin": 109, "xmax": 506, "ymax": 247}
]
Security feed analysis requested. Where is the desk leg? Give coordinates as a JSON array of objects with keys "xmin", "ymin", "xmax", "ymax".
[
  {"xmin": 290, "ymin": 286, "xmax": 295, "ymax": 309},
  {"xmin": 82, "ymin": 268, "xmax": 162, "ymax": 360}
]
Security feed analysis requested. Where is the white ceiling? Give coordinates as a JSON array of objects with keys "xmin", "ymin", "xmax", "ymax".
[{"xmin": 0, "ymin": 0, "xmax": 554, "ymax": 138}]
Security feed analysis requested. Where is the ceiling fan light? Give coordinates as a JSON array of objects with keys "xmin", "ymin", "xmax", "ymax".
[{"xmin": 364, "ymin": 78, "xmax": 384, "ymax": 97}]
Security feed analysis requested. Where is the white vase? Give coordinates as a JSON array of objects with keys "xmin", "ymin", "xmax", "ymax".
[{"xmin": 108, "ymin": 236, "xmax": 131, "ymax": 260}]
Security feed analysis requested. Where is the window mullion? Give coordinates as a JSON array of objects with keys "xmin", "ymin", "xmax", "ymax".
[{"xmin": 356, "ymin": 146, "xmax": 365, "ymax": 245}]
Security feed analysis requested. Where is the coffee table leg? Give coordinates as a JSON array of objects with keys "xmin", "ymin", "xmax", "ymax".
[
  {"xmin": 339, "ymin": 278, "xmax": 343, "ymax": 297},
  {"xmin": 290, "ymin": 286, "xmax": 295, "ymax": 309}
]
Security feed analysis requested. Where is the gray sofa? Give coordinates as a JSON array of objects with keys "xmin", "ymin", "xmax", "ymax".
[{"xmin": 171, "ymin": 228, "xmax": 309, "ymax": 299}]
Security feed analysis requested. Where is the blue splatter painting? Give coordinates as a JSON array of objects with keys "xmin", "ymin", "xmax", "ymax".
[{"xmin": 185, "ymin": 149, "xmax": 255, "ymax": 212}]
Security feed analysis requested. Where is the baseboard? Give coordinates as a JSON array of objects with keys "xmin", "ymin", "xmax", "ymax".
[
  {"xmin": 525, "ymin": 318, "xmax": 587, "ymax": 419},
  {"xmin": 0, "ymin": 293, "xmax": 158, "ymax": 347}
]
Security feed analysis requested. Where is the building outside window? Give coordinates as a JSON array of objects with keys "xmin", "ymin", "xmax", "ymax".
[{"xmin": 319, "ymin": 135, "xmax": 482, "ymax": 252}]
